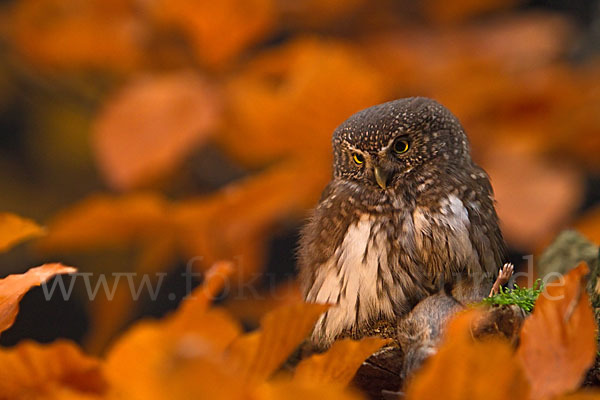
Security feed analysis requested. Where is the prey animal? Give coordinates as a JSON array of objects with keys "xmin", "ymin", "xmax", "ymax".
[{"xmin": 298, "ymin": 97, "xmax": 505, "ymax": 348}]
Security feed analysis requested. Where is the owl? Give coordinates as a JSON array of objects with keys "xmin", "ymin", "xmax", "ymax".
[{"xmin": 298, "ymin": 97, "xmax": 506, "ymax": 348}]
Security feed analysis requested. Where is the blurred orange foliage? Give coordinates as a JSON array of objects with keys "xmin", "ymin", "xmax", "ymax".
[
  {"xmin": 10, "ymin": 0, "xmax": 144, "ymax": 72},
  {"xmin": 93, "ymin": 71, "xmax": 221, "ymax": 190},
  {"xmin": 0, "ymin": 340, "xmax": 107, "ymax": 399},
  {"xmin": 1, "ymin": 0, "xmax": 600, "ymax": 397},
  {"xmin": 0, "ymin": 213, "xmax": 44, "ymax": 252},
  {"xmin": 150, "ymin": 0, "xmax": 276, "ymax": 68}
]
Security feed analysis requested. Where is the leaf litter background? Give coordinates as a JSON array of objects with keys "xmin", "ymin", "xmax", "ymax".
[{"xmin": 0, "ymin": 0, "xmax": 599, "ymax": 398}]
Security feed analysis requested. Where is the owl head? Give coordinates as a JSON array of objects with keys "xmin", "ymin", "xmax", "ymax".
[{"xmin": 332, "ymin": 97, "xmax": 471, "ymax": 191}]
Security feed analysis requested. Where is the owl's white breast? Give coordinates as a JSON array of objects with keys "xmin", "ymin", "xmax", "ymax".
[
  {"xmin": 307, "ymin": 214, "xmax": 398, "ymax": 344},
  {"xmin": 306, "ymin": 194, "xmax": 475, "ymax": 346}
]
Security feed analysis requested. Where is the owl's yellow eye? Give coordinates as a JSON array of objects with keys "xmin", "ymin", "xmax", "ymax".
[
  {"xmin": 352, "ymin": 153, "xmax": 365, "ymax": 165},
  {"xmin": 393, "ymin": 138, "xmax": 410, "ymax": 154}
]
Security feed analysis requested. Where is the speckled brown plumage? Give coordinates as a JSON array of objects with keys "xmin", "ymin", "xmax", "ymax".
[{"xmin": 298, "ymin": 97, "xmax": 505, "ymax": 348}]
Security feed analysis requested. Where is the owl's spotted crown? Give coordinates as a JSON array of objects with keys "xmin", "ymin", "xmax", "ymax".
[{"xmin": 331, "ymin": 97, "xmax": 472, "ymax": 189}]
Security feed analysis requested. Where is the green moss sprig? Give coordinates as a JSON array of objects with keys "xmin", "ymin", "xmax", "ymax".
[{"xmin": 482, "ymin": 279, "xmax": 544, "ymax": 313}]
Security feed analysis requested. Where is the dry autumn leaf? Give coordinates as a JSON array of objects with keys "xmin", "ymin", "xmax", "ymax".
[
  {"xmin": 224, "ymin": 280, "xmax": 303, "ymax": 325},
  {"xmin": 170, "ymin": 261, "xmax": 236, "ymax": 328},
  {"xmin": 255, "ymin": 380, "xmax": 365, "ymax": 400},
  {"xmin": 294, "ymin": 337, "xmax": 391, "ymax": 386},
  {"xmin": 517, "ymin": 262, "xmax": 597, "ymax": 400},
  {"xmin": 104, "ymin": 262, "xmax": 242, "ymax": 400},
  {"xmin": 227, "ymin": 302, "xmax": 329, "ymax": 385},
  {"xmin": 405, "ymin": 309, "xmax": 530, "ymax": 400},
  {"xmin": 0, "ymin": 263, "xmax": 76, "ymax": 334},
  {"xmin": 105, "ymin": 310, "xmax": 243, "ymax": 400},
  {"xmin": 0, "ymin": 339, "xmax": 106, "ymax": 400},
  {"xmin": 0, "ymin": 212, "xmax": 44, "ymax": 252},
  {"xmin": 92, "ymin": 71, "xmax": 222, "ymax": 190}
]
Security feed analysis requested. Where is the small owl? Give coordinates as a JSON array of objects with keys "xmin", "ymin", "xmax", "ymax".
[{"xmin": 299, "ymin": 97, "xmax": 505, "ymax": 348}]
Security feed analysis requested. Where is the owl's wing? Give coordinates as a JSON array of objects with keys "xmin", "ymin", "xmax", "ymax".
[
  {"xmin": 465, "ymin": 168, "xmax": 507, "ymax": 278},
  {"xmin": 298, "ymin": 181, "xmax": 352, "ymax": 297}
]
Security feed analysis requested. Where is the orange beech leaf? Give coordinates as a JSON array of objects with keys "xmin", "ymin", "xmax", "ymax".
[
  {"xmin": 10, "ymin": 0, "xmax": 143, "ymax": 72},
  {"xmin": 93, "ymin": 71, "xmax": 221, "ymax": 190},
  {"xmin": 517, "ymin": 262, "xmax": 597, "ymax": 400},
  {"xmin": 405, "ymin": 309, "xmax": 530, "ymax": 400},
  {"xmin": 195, "ymin": 261, "xmax": 235, "ymax": 307},
  {"xmin": 105, "ymin": 309, "xmax": 243, "ymax": 400},
  {"xmin": 0, "ymin": 263, "xmax": 76, "ymax": 334},
  {"xmin": 227, "ymin": 302, "xmax": 329, "ymax": 385},
  {"xmin": 256, "ymin": 380, "xmax": 365, "ymax": 400},
  {"xmin": 150, "ymin": 0, "xmax": 275, "ymax": 68},
  {"xmin": 105, "ymin": 264, "xmax": 243, "ymax": 400},
  {"xmin": 294, "ymin": 337, "xmax": 391, "ymax": 386},
  {"xmin": 0, "ymin": 212, "xmax": 44, "ymax": 252},
  {"xmin": 169, "ymin": 261, "xmax": 236, "ymax": 331},
  {"xmin": 0, "ymin": 339, "xmax": 106, "ymax": 399},
  {"xmin": 224, "ymin": 280, "xmax": 303, "ymax": 325},
  {"xmin": 38, "ymin": 193, "xmax": 169, "ymax": 252}
]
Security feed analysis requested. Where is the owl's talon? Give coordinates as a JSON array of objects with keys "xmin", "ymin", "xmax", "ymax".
[{"xmin": 489, "ymin": 263, "xmax": 514, "ymax": 297}]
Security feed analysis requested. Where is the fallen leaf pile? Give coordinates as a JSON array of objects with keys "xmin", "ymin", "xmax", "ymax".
[
  {"xmin": 0, "ymin": 213, "xmax": 599, "ymax": 399},
  {"xmin": 0, "ymin": 222, "xmax": 385, "ymax": 399}
]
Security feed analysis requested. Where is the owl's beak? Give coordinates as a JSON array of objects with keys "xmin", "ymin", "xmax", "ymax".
[{"xmin": 374, "ymin": 166, "xmax": 390, "ymax": 190}]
